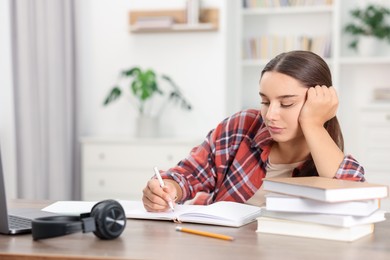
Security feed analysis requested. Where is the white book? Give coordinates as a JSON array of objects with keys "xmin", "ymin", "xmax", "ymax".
[
  {"xmin": 261, "ymin": 208, "xmax": 386, "ymax": 227},
  {"xmin": 256, "ymin": 217, "xmax": 374, "ymax": 242},
  {"xmin": 262, "ymin": 177, "xmax": 388, "ymax": 202},
  {"xmin": 265, "ymin": 193, "xmax": 380, "ymax": 216},
  {"xmin": 42, "ymin": 200, "xmax": 261, "ymax": 228},
  {"xmin": 186, "ymin": 0, "xmax": 200, "ymax": 24}
]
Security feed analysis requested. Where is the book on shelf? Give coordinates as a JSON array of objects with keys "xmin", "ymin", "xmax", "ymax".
[
  {"xmin": 265, "ymin": 193, "xmax": 380, "ymax": 216},
  {"xmin": 262, "ymin": 176, "xmax": 389, "ymax": 202},
  {"xmin": 373, "ymin": 87, "xmax": 390, "ymax": 101},
  {"xmin": 186, "ymin": 0, "xmax": 200, "ymax": 24},
  {"xmin": 242, "ymin": 35, "xmax": 332, "ymax": 60},
  {"xmin": 256, "ymin": 217, "xmax": 374, "ymax": 242},
  {"xmin": 260, "ymin": 208, "xmax": 386, "ymax": 228},
  {"xmin": 42, "ymin": 200, "xmax": 261, "ymax": 228},
  {"xmin": 242, "ymin": 0, "xmax": 333, "ymax": 9}
]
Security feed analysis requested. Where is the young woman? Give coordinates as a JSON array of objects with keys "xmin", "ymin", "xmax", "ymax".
[{"xmin": 142, "ymin": 50, "xmax": 365, "ymax": 212}]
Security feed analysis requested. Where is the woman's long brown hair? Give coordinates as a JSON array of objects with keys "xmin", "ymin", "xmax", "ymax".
[{"xmin": 260, "ymin": 50, "xmax": 344, "ymax": 177}]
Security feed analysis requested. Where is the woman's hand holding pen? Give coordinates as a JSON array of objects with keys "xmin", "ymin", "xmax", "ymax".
[{"xmin": 142, "ymin": 178, "xmax": 178, "ymax": 212}]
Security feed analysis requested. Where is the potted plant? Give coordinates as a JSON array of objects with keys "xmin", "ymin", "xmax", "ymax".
[
  {"xmin": 103, "ymin": 67, "xmax": 192, "ymax": 137},
  {"xmin": 344, "ymin": 4, "xmax": 390, "ymax": 56}
]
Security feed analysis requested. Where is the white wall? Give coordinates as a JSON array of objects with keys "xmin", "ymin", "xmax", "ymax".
[
  {"xmin": 75, "ymin": 0, "xmax": 231, "ymax": 140},
  {"xmin": 0, "ymin": 0, "xmax": 17, "ymax": 197}
]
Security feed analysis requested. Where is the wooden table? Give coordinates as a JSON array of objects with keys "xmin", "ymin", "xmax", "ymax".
[{"xmin": 1, "ymin": 200, "xmax": 389, "ymax": 260}]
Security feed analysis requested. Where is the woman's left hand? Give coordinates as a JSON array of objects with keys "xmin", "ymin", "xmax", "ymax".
[{"xmin": 299, "ymin": 85, "xmax": 338, "ymax": 128}]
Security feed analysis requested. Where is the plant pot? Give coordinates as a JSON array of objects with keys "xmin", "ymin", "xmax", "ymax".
[
  {"xmin": 358, "ymin": 36, "xmax": 380, "ymax": 56},
  {"xmin": 136, "ymin": 116, "xmax": 159, "ymax": 138}
]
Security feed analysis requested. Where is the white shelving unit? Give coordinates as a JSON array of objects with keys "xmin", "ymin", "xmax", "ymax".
[
  {"xmin": 336, "ymin": 0, "xmax": 390, "ymax": 162},
  {"xmin": 241, "ymin": 5, "xmax": 334, "ymax": 15},
  {"xmin": 236, "ymin": 1, "xmax": 335, "ymax": 110},
  {"xmin": 231, "ymin": 0, "xmax": 390, "ymax": 210}
]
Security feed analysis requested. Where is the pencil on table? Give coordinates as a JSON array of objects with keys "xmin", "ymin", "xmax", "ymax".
[{"xmin": 175, "ymin": 226, "xmax": 234, "ymax": 241}]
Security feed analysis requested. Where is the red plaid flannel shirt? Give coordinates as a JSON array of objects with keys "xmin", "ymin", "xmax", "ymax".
[{"xmin": 162, "ymin": 109, "xmax": 365, "ymax": 205}]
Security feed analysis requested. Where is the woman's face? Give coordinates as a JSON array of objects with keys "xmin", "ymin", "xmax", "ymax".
[{"xmin": 259, "ymin": 71, "xmax": 308, "ymax": 143}]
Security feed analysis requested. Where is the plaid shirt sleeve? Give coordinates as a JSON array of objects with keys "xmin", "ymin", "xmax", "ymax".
[
  {"xmin": 161, "ymin": 109, "xmax": 265, "ymax": 205},
  {"xmin": 162, "ymin": 129, "xmax": 218, "ymax": 204},
  {"xmin": 334, "ymin": 155, "xmax": 365, "ymax": 181}
]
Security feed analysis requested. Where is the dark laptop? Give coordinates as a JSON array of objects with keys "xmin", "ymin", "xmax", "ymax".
[{"xmin": 0, "ymin": 148, "xmax": 56, "ymax": 235}]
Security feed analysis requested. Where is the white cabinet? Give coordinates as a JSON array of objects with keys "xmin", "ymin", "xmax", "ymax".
[
  {"xmin": 358, "ymin": 106, "xmax": 390, "ymax": 211},
  {"xmin": 81, "ymin": 137, "xmax": 200, "ymax": 201}
]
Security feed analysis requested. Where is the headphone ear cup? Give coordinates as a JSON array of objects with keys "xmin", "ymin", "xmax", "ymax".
[{"xmin": 90, "ymin": 199, "xmax": 126, "ymax": 240}]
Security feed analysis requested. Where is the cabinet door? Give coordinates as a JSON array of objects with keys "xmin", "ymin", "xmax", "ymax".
[
  {"xmin": 359, "ymin": 108, "xmax": 390, "ymax": 212},
  {"xmin": 82, "ymin": 169, "xmax": 152, "ymax": 201},
  {"xmin": 359, "ymin": 109, "xmax": 390, "ymax": 170},
  {"xmin": 81, "ymin": 140, "xmax": 199, "ymax": 201},
  {"xmin": 83, "ymin": 143, "xmax": 192, "ymax": 169}
]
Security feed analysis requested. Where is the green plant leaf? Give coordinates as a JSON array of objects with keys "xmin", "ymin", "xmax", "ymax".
[
  {"xmin": 349, "ymin": 40, "xmax": 358, "ymax": 50},
  {"xmin": 103, "ymin": 67, "xmax": 192, "ymax": 114},
  {"xmin": 344, "ymin": 4, "xmax": 390, "ymax": 48},
  {"xmin": 103, "ymin": 87, "xmax": 122, "ymax": 105},
  {"xmin": 122, "ymin": 67, "xmax": 140, "ymax": 77}
]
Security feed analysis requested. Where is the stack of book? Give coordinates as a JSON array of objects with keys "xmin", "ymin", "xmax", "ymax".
[{"xmin": 256, "ymin": 177, "xmax": 389, "ymax": 242}]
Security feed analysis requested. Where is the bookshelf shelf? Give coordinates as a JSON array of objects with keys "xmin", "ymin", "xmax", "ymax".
[
  {"xmin": 129, "ymin": 8, "xmax": 219, "ymax": 33},
  {"xmin": 339, "ymin": 57, "xmax": 390, "ymax": 65},
  {"xmin": 242, "ymin": 58, "xmax": 333, "ymax": 67},
  {"xmin": 130, "ymin": 23, "xmax": 217, "ymax": 33},
  {"xmin": 242, "ymin": 5, "xmax": 333, "ymax": 15}
]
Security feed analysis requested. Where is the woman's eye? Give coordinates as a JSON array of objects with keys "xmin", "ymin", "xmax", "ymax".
[
  {"xmin": 260, "ymin": 101, "xmax": 270, "ymax": 106},
  {"xmin": 281, "ymin": 103, "xmax": 293, "ymax": 108}
]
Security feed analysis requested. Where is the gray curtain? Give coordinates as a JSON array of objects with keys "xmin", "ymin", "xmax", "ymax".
[{"xmin": 11, "ymin": 0, "xmax": 79, "ymax": 200}]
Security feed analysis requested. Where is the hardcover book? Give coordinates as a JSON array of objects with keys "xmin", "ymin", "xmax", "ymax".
[
  {"xmin": 256, "ymin": 217, "xmax": 374, "ymax": 242},
  {"xmin": 260, "ymin": 208, "xmax": 386, "ymax": 228},
  {"xmin": 262, "ymin": 177, "xmax": 389, "ymax": 202},
  {"xmin": 265, "ymin": 193, "xmax": 380, "ymax": 216}
]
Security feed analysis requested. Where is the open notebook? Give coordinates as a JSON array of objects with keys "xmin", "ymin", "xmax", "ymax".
[{"xmin": 42, "ymin": 200, "xmax": 262, "ymax": 228}]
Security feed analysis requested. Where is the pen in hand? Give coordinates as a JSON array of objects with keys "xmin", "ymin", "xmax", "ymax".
[{"xmin": 153, "ymin": 166, "xmax": 175, "ymax": 212}]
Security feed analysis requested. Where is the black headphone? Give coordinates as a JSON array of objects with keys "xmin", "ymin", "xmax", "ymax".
[{"xmin": 32, "ymin": 199, "xmax": 126, "ymax": 240}]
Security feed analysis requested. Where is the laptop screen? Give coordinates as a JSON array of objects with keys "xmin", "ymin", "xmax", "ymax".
[{"xmin": 0, "ymin": 148, "xmax": 12, "ymax": 233}]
